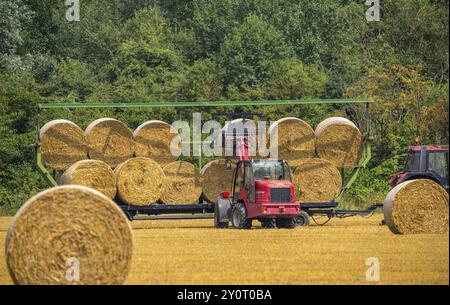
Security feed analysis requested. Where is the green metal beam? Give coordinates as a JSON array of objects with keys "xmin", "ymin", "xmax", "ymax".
[
  {"xmin": 335, "ymin": 140, "xmax": 372, "ymax": 203},
  {"xmin": 35, "ymin": 148, "xmax": 58, "ymax": 187},
  {"xmin": 38, "ymin": 98, "xmax": 372, "ymax": 109}
]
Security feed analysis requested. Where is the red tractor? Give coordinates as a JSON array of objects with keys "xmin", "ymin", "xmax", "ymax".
[
  {"xmin": 214, "ymin": 124, "xmax": 309, "ymax": 229},
  {"xmin": 390, "ymin": 145, "xmax": 449, "ymax": 192}
]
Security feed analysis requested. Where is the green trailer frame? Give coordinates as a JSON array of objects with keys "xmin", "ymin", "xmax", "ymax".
[{"xmin": 34, "ymin": 98, "xmax": 373, "ymax": 214}]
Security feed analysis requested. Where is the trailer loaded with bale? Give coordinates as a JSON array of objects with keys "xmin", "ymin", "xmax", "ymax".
[{"xmin": 33, "ymin": 99, "xmax": 395, "ymax": 228}]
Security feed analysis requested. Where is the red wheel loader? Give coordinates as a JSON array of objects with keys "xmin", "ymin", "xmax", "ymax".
[{"xmin": 213, "ymin": 120, "xmax": 308, "ymax": 229}]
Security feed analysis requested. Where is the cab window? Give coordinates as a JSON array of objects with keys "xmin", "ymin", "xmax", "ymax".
[
  {"xmin": 244, "ymin": 163, "xmax": 253, "ymax": 189},
  {"xmin": 233, "ymin": 163, "xmax": 244, "ymax": 201},
  {"xmin": 427, "ymin": 151, "xmax": 449, "ymax": 179}
]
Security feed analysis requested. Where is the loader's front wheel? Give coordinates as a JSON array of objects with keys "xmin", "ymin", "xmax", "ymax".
[
  {"xmin": 275, "ymin": 218, "xmax": 297, "ymax": 229},
  {"xmin": 293, "ymin": 211, "xmax": 310, "ymax": 227},
  {"xmin": 232, "ymin": 203, "xmax": 252, "ymax": 229},
  {"xmin": 259, "ymin": 219, "xmax": 276, "ymax": 228}
]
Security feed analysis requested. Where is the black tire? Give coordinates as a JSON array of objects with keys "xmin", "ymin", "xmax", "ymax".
[
  {"xmin": 293, "ymin": 211, "xmax": 310, "ymax": 227},
  {"xmin": 214, "ymin": 196, "xmax": 231, "ymax": 228},
  {"xmin": 216, "ymin": 222, "xmax": 229, "ymax": 228},
  {"xmin": 275, "ymin": 218, "xmax": 297, "ymax": 229},
  {"xmin": 231, "ymin": 203, "xmax": 252, "ymax": 229},
  {"xmin": 259, "ymin": 219, "xmax": 276, "ymax": 228}
]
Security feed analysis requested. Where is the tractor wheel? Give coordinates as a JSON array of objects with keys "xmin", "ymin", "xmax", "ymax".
[
  {"xmin": 293, "ymin": 211, "xmax": 310, "ymax": 227},
  {"xmin": 259, "ymin": 219, "xmax": 276, "ymax": 229},
  {"xmin": 231, "ymin": 203, "xmax": 252, "ymax": 229},
  {"xmin": 275, "ymin": 218, "xmax": 297, "ymax": 229}
]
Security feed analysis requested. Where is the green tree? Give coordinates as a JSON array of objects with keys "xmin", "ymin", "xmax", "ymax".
[
  {"xmin": 111, "ymin": 6, "xmax": 186, "ymax": 101},
  {"xmin": 219, "ymin": 15, "xmax": 292, "ymax": 89},
  {"xmin": 180, "ymin": 58, "xmax": 223, "ymax": 101},
  {"xmin": 0, "ymin": 0, "xmax": 33, "ymax": 71},
  {"xmin": 267, "ymin": 58, "xmax": 327, "ymax": 99},
  {"xmin": 0, "ymin": 72, "xmax": 45, "ymax": 214}
]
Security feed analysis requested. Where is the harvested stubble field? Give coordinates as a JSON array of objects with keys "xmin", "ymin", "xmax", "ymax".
[{"xmin": 0, "ymin": 215, "xmax": 448, "ymax": 285}]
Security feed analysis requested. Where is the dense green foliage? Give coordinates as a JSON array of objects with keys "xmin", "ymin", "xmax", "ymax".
[{"xmin": 0, "ymin": 0, "xmax": 448, "ymax": 214}]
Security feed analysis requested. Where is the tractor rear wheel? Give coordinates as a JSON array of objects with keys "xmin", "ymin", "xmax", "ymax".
[
  {"xmin": 275, "ymin": 218, "xmax": 297, "ymax": 229},
  {"xmin": 231, "ymin": 203, "xmax": 252, "ymax": 229},
  {"xmin": 259, "ymin": 219, "xmax": 276, "ymax": 228},
  {"xmin": 293, "ymin": 211, "xmax": 310, "ymax": 227}
]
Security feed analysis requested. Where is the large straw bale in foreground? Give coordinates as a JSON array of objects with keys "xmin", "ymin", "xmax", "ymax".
[
  {"xmin": 59, "ymin": 160, "xmax": 116, "ymax": 199},
  {"xmin": 292, "ymin": 159, "xmax": 342, "ymax": 202},
  {"xmin": 5, "ymin": 185, "xmax": 133, "ymax": 285},
  {"xmin": 134, "ymin": 120, "xmax": 181, "ymax": 167},
  {"xmin": 85, "ymin": 118, "xmax": 134, "ymax": 167},
  {"xmin": 383, "ymin": 179, "xmax": 449, "ymax": 234},
  {"xmin": 315, "ymin": 117, "xmax": 363, "ymax": 168},
  {"xmin": 201, "ymin": 159, "xmax": 236, "ymax": 203},
  {"xmin": 160, "ymin": 161, "xmax": 203, "ymax": 204},
  {"xmin": 115, "ymin": 157, "xmax": 165, "ymax": 206},
  {"xmin": 40, "ymin": 120, "xmax": 88, "ymax": 170},
  {"xmin": 269, "ymin": 117, "xmax": 315, "ymax": 166}
]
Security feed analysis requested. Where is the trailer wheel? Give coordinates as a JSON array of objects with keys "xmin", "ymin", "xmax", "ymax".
[
  {"xmin": 231, "ymin": 203, "xmax": 252, "ymax": 229},
  {"xmin": 275, "ymin": 218, "xmax": 296, "ymax": 229},
  {"xmin": 294, "ymin": 211, "xmax": 310, "ymax": 227},
  {"xmin": 259, "ymin": 219, "xmax": 276, "ymax": 228}
]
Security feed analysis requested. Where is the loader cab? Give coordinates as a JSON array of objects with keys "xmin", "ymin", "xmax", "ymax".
[{"xmin": 232, "ymin": 160, "xmax": 294, "ymax": 204}]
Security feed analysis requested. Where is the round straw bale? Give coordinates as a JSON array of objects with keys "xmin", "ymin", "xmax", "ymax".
[
  {"xmin": 160, "ymin": 161, "xmax": 203, "ymax": 204},
  {"xmin": 59, "ymin": 160, "xmax": 117, "ymax": 199},
  {"xmin": 85, "ymin": 118, "xmax": 134, "ymax": 167},
  {"xmin": 315, "ymin": 117, "xmax": 363, "ymax": 168},
  {"xmin": 201, "ymin": 159, "xmax": 236, "ymax": 203},
  {"xmin": 134, "ymin": 120, "xmax": 181, "ymax": 167},
  {"xmin": 383, "ymin": 179, "xmax": 449, "ymax": 234},
  {"xmin": 115, "ymin": 157, "xmax": 165, "ymax": 206},
  {"xmin": 5, "ymin": 185, "xmax": 133, "ymax": 285},
  {"xmin": 269, "ymin": 117, "xmax": 315, "ymax": 166},
  {"xmin": 40, "ymin": 120, "xmax": 88, "ymax": 171},
  {"xmin": 292, "ymin": 159, "xmax": 342, "ymax": 202}
]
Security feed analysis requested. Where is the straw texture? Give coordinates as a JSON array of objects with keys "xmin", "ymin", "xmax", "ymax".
[
  {"xmin": 160, "ymin": 161, "xmax": 203, "ymax": 204},
  {"xmin": 85, "ymin": 118, "xmax": 134, "ymax": 167},
  {"xmin": 5, "ymin": 185, "xmax": 133, "ymax": 285},
  {"xmin": 40, "ymin": 120, "xmax": 88, "ymax": 171},
  {"xmin": 383, "ymin": 179, "xmax": 449, "ymax": 234}
]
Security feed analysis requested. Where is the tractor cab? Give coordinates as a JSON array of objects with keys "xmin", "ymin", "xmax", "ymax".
[{"xmin": 390, "ymin": 145, "xmax": 449, "ymax": 192}]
